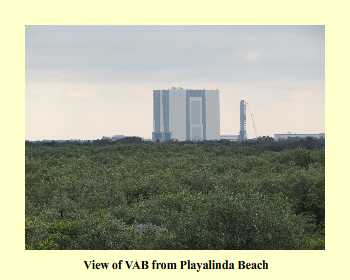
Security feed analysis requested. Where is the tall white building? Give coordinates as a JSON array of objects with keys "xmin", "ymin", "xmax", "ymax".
[{"xmin": 152, "ymin": 87, "xmax": 220, "ymax": 142}]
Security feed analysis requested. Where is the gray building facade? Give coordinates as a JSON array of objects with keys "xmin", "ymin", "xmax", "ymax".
[{"xmin": 152, "ymin": 87, "xmax": 220, "ymax": 142}]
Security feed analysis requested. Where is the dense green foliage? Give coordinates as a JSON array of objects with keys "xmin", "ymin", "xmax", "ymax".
[{"xmin": 25, "ymin": 138, "xmax": 325, "ymax": 249}]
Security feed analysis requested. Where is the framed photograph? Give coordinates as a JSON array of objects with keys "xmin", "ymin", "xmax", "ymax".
[{"xmin": 1, "ymin": 1, "xmax": 348, "ymax": 279}]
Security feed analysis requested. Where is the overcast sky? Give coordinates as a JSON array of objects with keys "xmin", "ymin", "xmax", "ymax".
[{"xmin": 26, "ymin": 25, "xmax": 324, "ymax": 140}]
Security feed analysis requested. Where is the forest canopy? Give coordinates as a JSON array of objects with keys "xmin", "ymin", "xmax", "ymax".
[{"xmin": 25, "ymin": 138, "xmax": 325, "ymax": 249}]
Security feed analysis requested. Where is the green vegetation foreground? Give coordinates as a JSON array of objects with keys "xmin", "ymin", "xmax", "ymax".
[{"xmin": 25, "ymin": 138, "xmax": 325, "ymax": 249}]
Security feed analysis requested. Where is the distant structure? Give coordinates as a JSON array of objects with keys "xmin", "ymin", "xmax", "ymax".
[
  {"xmin": 274, "ymin": 133, "xmax": 325, "ymax": 140},
  {"xmin": 152, "ymin": 87, "xmax": 220, "ymax": 142},
  {"xmin": 111, "ymin": 135, "xmax": 126, "ymax": 141},
  {"xmin": 239, "ymin": 100, "xmax": 247, "ymax": 141},
  {"xmin": 102, "ymin": 135, "xmax": 127, "ymax": 141},
  {"xmin": 220, "ymin": 134, "xmax": 240, "ymax": 141}
]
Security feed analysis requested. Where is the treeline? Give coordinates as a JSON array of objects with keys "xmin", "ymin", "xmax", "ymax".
[{"xmin": 25, "ymin": 138, "xmax": 325, "ymax": 249}]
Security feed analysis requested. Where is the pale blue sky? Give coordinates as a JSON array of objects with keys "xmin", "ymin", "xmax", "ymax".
[{"xmin": 26, "ymin": 25, "xmax": 324, "ymax": 140}]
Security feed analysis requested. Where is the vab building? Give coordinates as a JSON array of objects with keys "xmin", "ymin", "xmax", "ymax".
[{"xmin": 152, "ymin": 87, "xmax": 220, "ymax": 142}]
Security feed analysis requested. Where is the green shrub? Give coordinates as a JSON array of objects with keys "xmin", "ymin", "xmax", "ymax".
[{"xmin": 25, "ymin": 139, "xmax": 324, "ymax": 249}]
